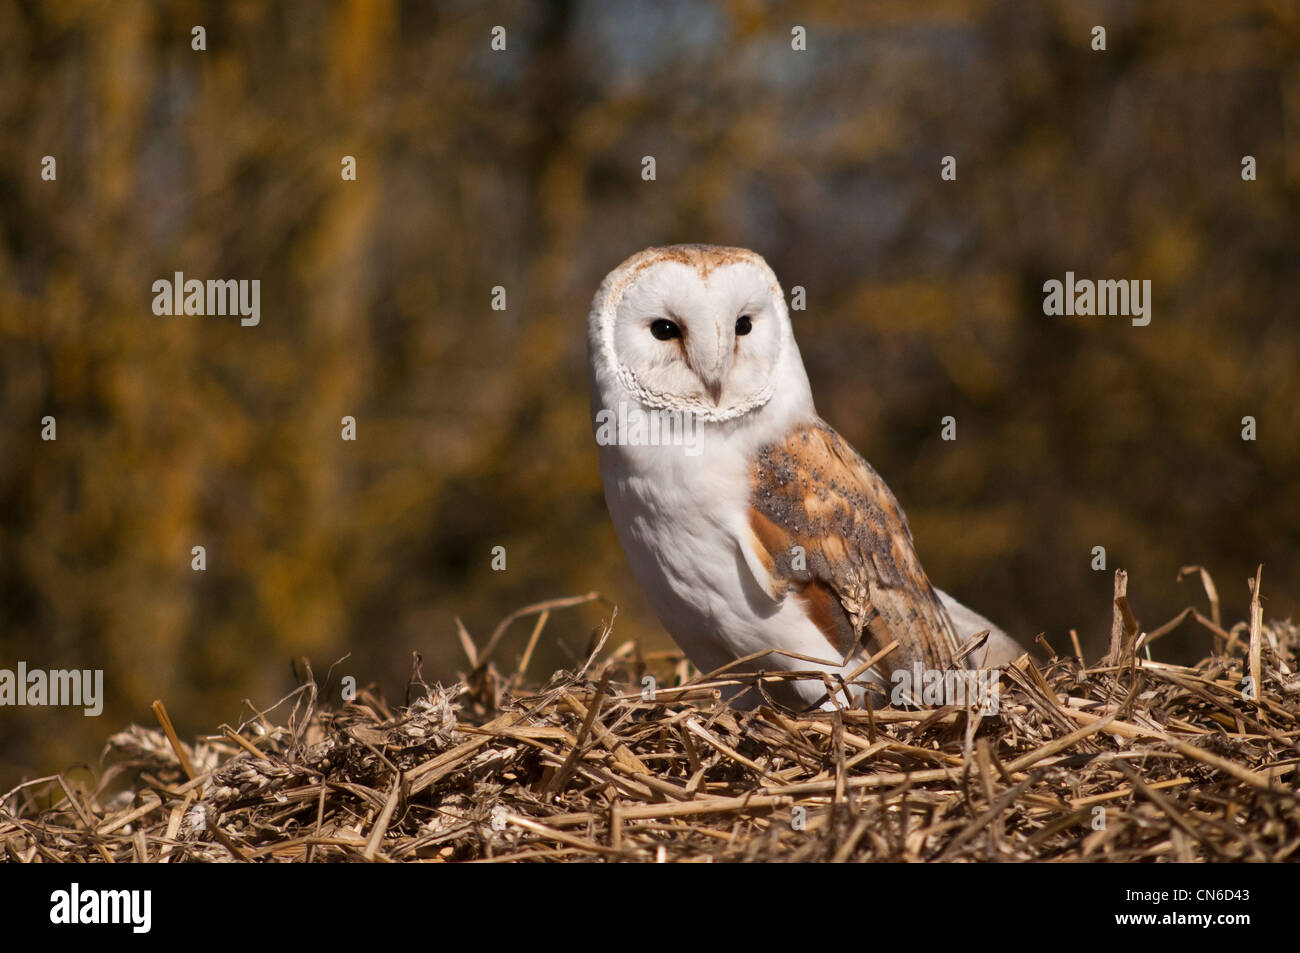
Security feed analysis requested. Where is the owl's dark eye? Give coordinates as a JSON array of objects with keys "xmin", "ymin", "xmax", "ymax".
[
  {"xmin": 650, "ymin": 319, "xmax": 681, "ymax": 341},
  {"xmin": 735, "ymin": 314, "xmax": 753, "ymax": 336}
]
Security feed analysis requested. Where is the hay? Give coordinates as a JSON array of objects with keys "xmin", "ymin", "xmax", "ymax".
[{"xmin": 3, "ymin": 573, "xmax": 1298, "ymax": 862}]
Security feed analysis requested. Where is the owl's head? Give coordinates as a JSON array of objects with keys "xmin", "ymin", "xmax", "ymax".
[{"xmin": 588, "ymin": 244, "xmax": 811, "ymax": 423}]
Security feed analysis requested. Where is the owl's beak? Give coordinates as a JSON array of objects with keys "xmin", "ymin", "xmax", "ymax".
[
  {"xmin": 688, "ymin": 328, "xmax": 731, "ymax": 406},
  {"xmin": 694, "ymin": 361, "xmax": 728, "ymax": 406}
]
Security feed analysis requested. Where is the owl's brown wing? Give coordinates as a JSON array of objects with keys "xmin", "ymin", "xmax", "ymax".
[{"xmin": 745, "ymin": 419, "xmax": 961, "ymax": 681}]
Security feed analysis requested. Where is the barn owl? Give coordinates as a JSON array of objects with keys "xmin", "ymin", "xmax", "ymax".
[{"xmin": 587, "ymin": 244, "xmax": 1022, "ymax": 709}]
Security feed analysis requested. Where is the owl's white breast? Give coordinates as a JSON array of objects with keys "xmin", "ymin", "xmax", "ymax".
[{"xmin": 590, "ymin": 341, "xmax": 857, "ymax": 706}]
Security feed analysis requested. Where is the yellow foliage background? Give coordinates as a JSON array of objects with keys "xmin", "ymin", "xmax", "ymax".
[{"xmin": 1, "ymin": 0, "xmax": 1298, "ymax": 780}]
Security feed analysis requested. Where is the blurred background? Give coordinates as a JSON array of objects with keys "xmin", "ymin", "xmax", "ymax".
[{"xmin": 1, "ymin": 0, "xmax": 1298, "ymax": 780}]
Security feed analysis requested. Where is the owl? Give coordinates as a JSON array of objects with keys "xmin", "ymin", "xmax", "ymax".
[{"xmin": 587, "ymin": 244, "xmax": 1022, "ymax": 710}]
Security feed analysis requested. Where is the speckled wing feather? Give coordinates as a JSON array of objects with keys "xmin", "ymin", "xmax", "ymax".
[{"xmin": 747, "ymin": 420, "xmax": 962, "ymax": 681}]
